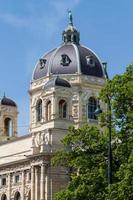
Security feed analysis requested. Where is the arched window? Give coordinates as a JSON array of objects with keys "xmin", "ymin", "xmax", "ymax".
[
  {"xmin": 36, "ymin": 99, "xmax": 42, "ymax": 122},
  {"xmin": 46, "ymin": 101, "xmax": 51, "ymax": 121},
  {"xmin": 88, "ymin": 97, "xmax": 97, "ymax": 119},
  {"xmin": 1, "ymin": 194, "xmax": 7, "ymax": 200},
  {"xmin": 14, "ymin": 191, "xmax": 21, "ymax": 200},
  {"xmin": 73, "ymin": 35, "xmax": 77, "ymax": 43},
  {"xmin": 67, "ymin": 35, "xmax": 71, "ymax": 42},
  {"xmin": 4, "ymin": 118, "xmax": 13, "ymax": 136},
  {"xmin": 59, "ymin": 99, "xmax": 67, "ymax": 119}
]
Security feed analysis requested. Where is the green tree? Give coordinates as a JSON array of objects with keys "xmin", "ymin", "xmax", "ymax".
[
  {"xmin": 53, "ymin": 64, "xmax": 133, "ymax": 200},
  {"xmin": 53, "ymin": 125, "xmax": 108, "ymax": 200},
  {"xmin": 100, "ymin": 64, "xmax": 133, "ymax": 199},
  {"xmin": 100, "ymin": 64, "xmax": 133, "ymax": 133}
]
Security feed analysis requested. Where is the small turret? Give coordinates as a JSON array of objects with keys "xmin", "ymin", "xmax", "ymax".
[{"xmin": 0, "ymin": 95, "xmax": 18, "ymax": 142}]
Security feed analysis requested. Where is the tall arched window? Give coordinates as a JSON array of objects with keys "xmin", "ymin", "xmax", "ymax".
[
  {"xmin": 14, "ymin": 191, "xmax": 21, "ymax": 200},
  {"xmin": 88, "ymin": 97, "xmax": 97, "ymax": 119},
  {"xmin": 59, "ymin": 99, "xmax": 67, "ymax": 119},
  {"xmin": 4, "ymin": 118, "xmax": 13, "ymax": 136},
  {"xmin": 1, "ymin": 194, "xmax": 7, "ymax": 200},
  {"xmin": 36, "ymin": 99, "xmax": 42, "ymax": 122},
  {"xmin": 46, "ymin": 101, "xmax": 51, "ymax": 121}
]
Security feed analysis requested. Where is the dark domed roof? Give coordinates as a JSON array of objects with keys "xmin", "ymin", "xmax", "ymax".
[
  {"xmin": 33, "ymin": 44, "xmax": 105, "ymax": 80},
  {"xmin": 44, "ymin": 76, "xmax": 71, "ymax": 90},
  {"xmin": 1, "ymin": 96, "xmax": 17, "ymax": 107},
  {"xmin": 33, "ymin": 12, "xmax": 105, "ymax": 80}
]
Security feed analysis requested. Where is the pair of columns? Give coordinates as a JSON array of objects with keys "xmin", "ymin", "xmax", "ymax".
[
  {"xmin": 31, "ymin": 163, "xmax": 46, "ymax": 200},
  {"xmin": 7, "ymin": 171, "xmax": 25, "ymax": 199}
]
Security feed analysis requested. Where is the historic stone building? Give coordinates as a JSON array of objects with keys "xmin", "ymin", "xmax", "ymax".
[{"xmin": 0, "ymin": 13, "xmax": 106, "ymax": 200}]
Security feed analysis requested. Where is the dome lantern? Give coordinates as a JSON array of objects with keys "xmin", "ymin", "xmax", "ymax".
[{"xmin": 62, "ymin": 10, "xmax": 80, "ymax": 45}]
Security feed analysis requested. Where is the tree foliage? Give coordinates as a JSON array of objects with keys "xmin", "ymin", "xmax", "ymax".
[
  {"xmin": 100, "ymin": 64, "xmax": 133, "ymax": 133},
  {"xmin": 53, "ymin": 64, "xmax": 133, "ymax": 200},
  {"xmin": 53, "ymin": 125, "xmax": 108, "ymax": 200}
]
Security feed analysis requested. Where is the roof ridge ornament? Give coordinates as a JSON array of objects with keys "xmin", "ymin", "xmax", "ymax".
[{"xmin": 67, "ymin": 9, "xmax": 73, "ymax": 26}]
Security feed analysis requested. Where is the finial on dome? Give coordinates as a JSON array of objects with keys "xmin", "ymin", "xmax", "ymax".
[{"xmin": 67, "ymin": 9, "xmax": 73, "ymax": 26}]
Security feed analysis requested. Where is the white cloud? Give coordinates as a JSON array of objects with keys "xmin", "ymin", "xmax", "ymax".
[
  {"xmin": 0, "ymin": 13, "xmax": 30, "ymax": 28},
  {"xmin": 0, "ymin": 0, "xmax": 81, "ymax": 32}
]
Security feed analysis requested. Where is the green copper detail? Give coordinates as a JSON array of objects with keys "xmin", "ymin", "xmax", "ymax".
[{"xmin": 68, "ymin": 9, "xmax": 73, "ymax": 26}]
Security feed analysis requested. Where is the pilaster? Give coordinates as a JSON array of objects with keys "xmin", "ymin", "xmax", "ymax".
[
  {"xmin": 40, "ymin": 163, "xmax": 45, "ymax": 200},
  {"xmin": 31, "ymin": 166, "xmax": 35, "ymax": 200},
  {"xmin": 35, "ymin": 166, "xmax": 40, "ymax": 200},
  {"xmin": 22, "ymin": 170, "xmax": 25, "ymax": 200},
  {"xmin": 8, "ymin": 173, "xmax": 11, "ymax": 200}
]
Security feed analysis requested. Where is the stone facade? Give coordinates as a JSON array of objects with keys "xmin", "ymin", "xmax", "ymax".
[
  {"xmin": 0, "ymin": 14, "xmax": 106, "ymax": 200},
  {"xmin": 0, "ymin": 101, "xmax": 18, "ymax": 142}
]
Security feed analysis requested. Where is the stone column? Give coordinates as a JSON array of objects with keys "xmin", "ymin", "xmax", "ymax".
[
  {"xmin": 8, "ymin": 173, "xmax": 11, "ymax": 200},
  {"xmin": 54, "ymin": 97, "xmax": 58, "ymax": 119},
  {"xmin": 22, "ymin": 170, "xmax": 25, "ymax": 200},
  {"xmin": 45, "ymin": 165, "xmax": 51, "ymax": 200},
  {"xmin": 43, "ymin": 100, "xmax": 47, "ymax": 122},
  {"xmin": 40, "ymin": 163, "xmax": 45, "ymax": 200},
  {"xmin": 51, "ymin": 96, "xmax": 55, "ymax": 120},
  {"xmin": 78, "ymin": 91, "xmax": 82, "ymax": 122},
  {"xmin": 35, "ymin": 166, "xmax": 40, "ymax": 200},
  {"xmin": 31, "ymin": 166, "xmax": 35, "ymax": 200}
]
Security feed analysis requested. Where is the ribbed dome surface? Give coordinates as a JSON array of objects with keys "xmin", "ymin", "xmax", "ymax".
[
  {"xmin": 33, "ymin": 44, "xmax": 104, "ymax": 80},
  {"xmin": 33, "ymin": 14, "xmax": 105, "ymax": 80}
]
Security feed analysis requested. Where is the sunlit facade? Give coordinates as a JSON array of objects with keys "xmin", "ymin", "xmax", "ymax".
[{"xmin": 0, "ymin": 13, "xmax": 106, "ymax": 200}]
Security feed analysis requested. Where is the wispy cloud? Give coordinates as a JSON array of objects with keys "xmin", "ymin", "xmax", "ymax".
[
  {"xmin": 0, "ymin": 13, "xmax": 30, "ymax": 28},
  {"xmin": 0, "ymin": 0, "xmax": 81, "ymax": 33}
]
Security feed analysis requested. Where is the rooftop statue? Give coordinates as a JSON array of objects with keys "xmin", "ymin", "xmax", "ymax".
[{"xmin": 68, "ymin": 9, "xmax": 73, "ymax": 26}]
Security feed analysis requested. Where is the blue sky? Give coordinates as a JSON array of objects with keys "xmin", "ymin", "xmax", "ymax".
[{"xmin": 0, "ymin": 0, "xmax": 133, "ymax": 135}]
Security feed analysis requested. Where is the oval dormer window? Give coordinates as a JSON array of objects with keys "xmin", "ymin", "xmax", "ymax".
[
  {"xmin": 86, "ymin": 55, "xmax": 95, "ymax": 67},
  {"xmin": 61, "ymin": 54, "xmax": 71, "ymax": 66},
  {"xmin": 39, "ymin": 59, "xmax": 47, "ymax": 69}
]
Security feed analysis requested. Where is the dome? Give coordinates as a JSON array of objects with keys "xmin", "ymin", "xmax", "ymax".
[
  {"xmin": 33, "ymin": 12, "xmax": 105, "ymax": 80},
  {"xmin": 33, "ymin": 44, "xmax": 105, "ymax": 80},
  {"xmin": 0, "ymin": 95, "xmax": 17, "ymax": 107},
  {"xmin": 44, "ymin": 76, "xmax": 71, "ymax": 90}
]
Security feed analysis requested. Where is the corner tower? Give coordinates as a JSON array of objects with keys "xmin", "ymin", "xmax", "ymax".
[
  {"xmin": 29, "ymin": 12, "xmax": 106, "ymax": 153},
  {"xmin": 28, "ymin": 12, "xmax": 107, "ymax": 199},
  {"xmin": 0, "ymin": 95, "xmax": 18, "ymax": 141}
]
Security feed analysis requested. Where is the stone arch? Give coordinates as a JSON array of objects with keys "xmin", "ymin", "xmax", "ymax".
[
  {"xmin": 14, "ymin": 191, "xmax": 21, "ymax": 200},
  {"xmin": 1, "ymin": 194, "xmax": 7, "ymax": 200},
  {"xmin": 4, "ymin": 117, "xmax": 13, "ymax": 136},
  {"xmin": 59, "ymin": 99, "xmax": 67, "ymax": 119}
]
